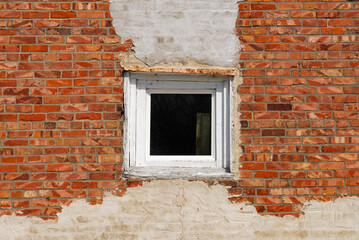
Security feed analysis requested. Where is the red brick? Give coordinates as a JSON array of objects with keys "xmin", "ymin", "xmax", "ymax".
[
  {"xmin": 253, "ymin": 112, "xmax": 279, "ymax": 119},
  {"xmin": 19, "ymin": 165, "xmax": 46, "ymax": 172},
  {"xmin": 77, "ymin": 45, "xmax": 103, "ymax": 52},
  {"xmin": 304, "ymin": 3, "xmax": 328, "ymax": 10},
  {"xmin": 4, "ymin": 173, "xmax": 30, "ymax": 181},
  {"xmin": 51, "ymin": 11, "xmax": 76, "ymax": 18},
  {"xmin": 32, "ymin": 173, "xmax": 58, "ymax": 181},
  {"xmin": 23, "ymin": 12, "xmax": 50, "ymax": 19},
  {"xmin": 328, "ymin": 20, "xmax": 353, "ymax": 27},
  {"xmin": 262, "ymin": 129, "xmax": 285, "ymax": 136},
  {"xmin": 238, "ymin": 3, "xmax": 249, "ymax": 11},
  {"xmin": 0, "ymin": 11, "xmax": 21, "ymax": 18},
  {"xmin": 240, "ymin": 12, "xmax": 264, "ymax": 19},
  {"xmin": 254, "ymin": 171, "xmax": 278, "ymax": 178},
  {"xmin": 321, "ymin": 28, "xmax": 345, "ymax": 35},
  {"xmin": 48, "ymin": 164, "xmax": 73, "ymax": 172},
  {"xmin": 266, "ymin": 87, "xmax": 290, "ymax": 94},
  {"xmin": 9, "ymin": 37, "xmax": 36, "ymax": 44},
  {"xmin": 291, "ymin": 11, "xmax": 315, "ymax": 18},
  {"xmin": 319, "ymin": 163, "xmax": 344, "ymax": 170},
  {"xmin": 39, "ymin": 36, "xmax": 65, "ymax": 44},
  {"xmin": 6, "ymin": 105, "xmax": 32, "ymax": 113},
  {"xmin": 89, "ymin": 173, "xmax": 115, "ymax": 180},
  {"xmin": 329, "ymin": 3, "xmax": 352, "ymax": 10},
  {"xmin": 265, "ymin": 44, "xmax": 289, "ymax": 51},
  {"xmin": 257, "ymin": 197, "xmax": 281, "ymax": 204},
  {"xmin": 277, "ymin": 19, "xmax": 301, "ymax": 26},
  {"xmin": 72, "ymin": 182, "xmax": 98, "ymax": 189},
  {"xmin": 67, "ymin": 36, "xmax": 92, "ymax": 44},
  {"xmin": 251, "ymin": 4, "xmax": 276, "ymax": 10},
  {"xmin": 19, "ymin": 114, "xmax": 46, "ymax": 121},
  {"xmin": 22, "ymin": 45, "xmax": 48, "ymax": 52},
  {"xmin": 62, "ymin": 19, "xmax": 88, "ymax": 27},
  {"xmin": 78, "ymin": 11, "xmax": 105, "ymax": 19},
  {"xmin": 7, "ymin": 3, "xmax": 30, "ymax": 10},
  {"xmin": 74, "ymin": 62, "xmax": 100, "ymax": 69},
  {"xmin": 19, "ymin": 63, "xmax": 44, "ymax": 70},
  {"xmin": 33, "ymin": 3, "xmax": 59, "ymax": 10},
  {"xmin": 319, "ymin": 179, "xmax": 344, "ymax": 187}
]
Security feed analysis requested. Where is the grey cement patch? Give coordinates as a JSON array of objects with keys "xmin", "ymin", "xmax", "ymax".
[
  {"xmin": 232, "ymin": 68, "xmax": 243, "ymax": 179},
  {"xmin": 110, "ymin": 0, "xmax": 240, "ymax": 67},
  {"xmin": 0, "ymin": 180, "xmax": 358, "ymax": 239}
]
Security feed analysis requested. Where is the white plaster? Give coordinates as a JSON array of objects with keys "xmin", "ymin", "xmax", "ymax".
[
  {"xmin": 110, "ymin": 0, "xmax": 240, "ymax": 67},
  {"xmin": 232, "ymin": 68, "xmax": 243, "ymax": 179},
  {"xmin": 1, "ymin": 180, "xmax": 358, "ymax": 239}
]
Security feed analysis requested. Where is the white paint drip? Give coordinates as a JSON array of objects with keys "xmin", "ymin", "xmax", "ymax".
[
  {"xmin": 110, "ymin": 0, "xmax": 240, "ymax": 67},
  {"xmin": 0, "ymin": 180, "xmax": 358, "ymax": 239}
]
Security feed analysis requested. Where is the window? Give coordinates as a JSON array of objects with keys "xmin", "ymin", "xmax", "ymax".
[{"xmin": 124, "ymin": 72, "xmax": 233, "ymax": 179}]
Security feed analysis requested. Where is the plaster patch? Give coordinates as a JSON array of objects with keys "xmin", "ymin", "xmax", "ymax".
[
  {"xmin": 110, "ymin": 0, "xmax": 240, "ymax": 67},
  {"xmin": 0, "ymin": 180, "xmax": 358, "ymax": 239},
  {"xmin": 232, "ymin": 68, "xmax": 243, "ymax": 179}
]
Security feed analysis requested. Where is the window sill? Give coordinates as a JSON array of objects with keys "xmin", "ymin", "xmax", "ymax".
[{"xmin": 123, "ymin": 167, "xmax": 233, "ymax": 180}]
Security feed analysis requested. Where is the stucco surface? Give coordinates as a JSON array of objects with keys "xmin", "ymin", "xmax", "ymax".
[
  {"xmin": 110, "ymin": 0, "xmax": 240, "ymax": 67},
  {"xmin": 0, "ymin": 180, "xmax": 358, "ymax": 239}
]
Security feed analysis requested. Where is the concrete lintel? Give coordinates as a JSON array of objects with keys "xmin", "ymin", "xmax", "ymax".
[
  {"xmin": 123, "ymin": 65, "xmax": 236, "ymax": 76},
  {"xmin": 121, "ymin": 56, "xmax": 236, "ymax": 76}
]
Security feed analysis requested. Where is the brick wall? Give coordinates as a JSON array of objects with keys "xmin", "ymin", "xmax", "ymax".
[
  {"xmin": 0, "ymin": 0, "xmax": 129, "ymax": 219},
  {"xmin": 0, "ymin": 0, "xmax": 358, "ymax": 219},
  {"xmin": 236, "ymin": 0, "xmax": 359, "ymax": 216}
]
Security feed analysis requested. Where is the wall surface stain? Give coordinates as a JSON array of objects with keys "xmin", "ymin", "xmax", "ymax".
[
  {"xmin": 0, "ymin": 180, "xmax": 358, "ymax": 239},
  {"xmin": 110, "ymin": 0, "xmax": 240, "ymax": 67}
]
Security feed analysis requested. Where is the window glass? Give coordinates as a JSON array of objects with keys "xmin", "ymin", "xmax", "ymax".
[{"xmin": 150, "ymin": 93, "xmax": 212, "ymax": 156}]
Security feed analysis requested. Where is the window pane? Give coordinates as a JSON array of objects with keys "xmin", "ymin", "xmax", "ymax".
[{"xmin": 150, "ymin": 94, "xmax": 212, "ymax": 156}]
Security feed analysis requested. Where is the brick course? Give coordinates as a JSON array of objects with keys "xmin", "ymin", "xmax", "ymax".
[{"xmin": 0, "ymin": 0, "xmax": 358, "ymax": 219}]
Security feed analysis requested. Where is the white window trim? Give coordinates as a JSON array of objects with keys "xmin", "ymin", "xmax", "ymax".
[
  {"xmin": 144, "ymin": 88, "xmax": 216, "ymax": 166},
  {"xmin": 123, "ymin": 71, "xmax": 233, "ymax": 179}
]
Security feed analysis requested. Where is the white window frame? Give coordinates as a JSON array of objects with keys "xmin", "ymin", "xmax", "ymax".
[
  {"xmin": 124, "ymin": 72, "xmax": 233, "ymax": 179},
  {"xmin": 144, "ymin": 88, "xmax": 216, "ymax": 166}
]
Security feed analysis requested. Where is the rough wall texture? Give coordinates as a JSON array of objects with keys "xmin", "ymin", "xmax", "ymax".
[
  {"xmin": 1, "ymin": 181, "xmax": 359, "ymax": 239},
  {"xmin": 110, "ymin": 0, "xmax": 240, "ymax": 67},
  {"xmin": 0, "ymin": 0, "xmax": 358, "ymax": 233}
]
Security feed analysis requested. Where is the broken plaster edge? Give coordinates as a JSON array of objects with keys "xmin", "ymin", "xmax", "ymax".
[{"xmin": 1, "ymin": 181, "xmax": 359, "ymax": 240}]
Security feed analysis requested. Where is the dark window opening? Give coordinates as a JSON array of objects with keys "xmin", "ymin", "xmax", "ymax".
[{"xmin": 150, "ymin": 93, "xmax": 212, "ymax": 156}]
